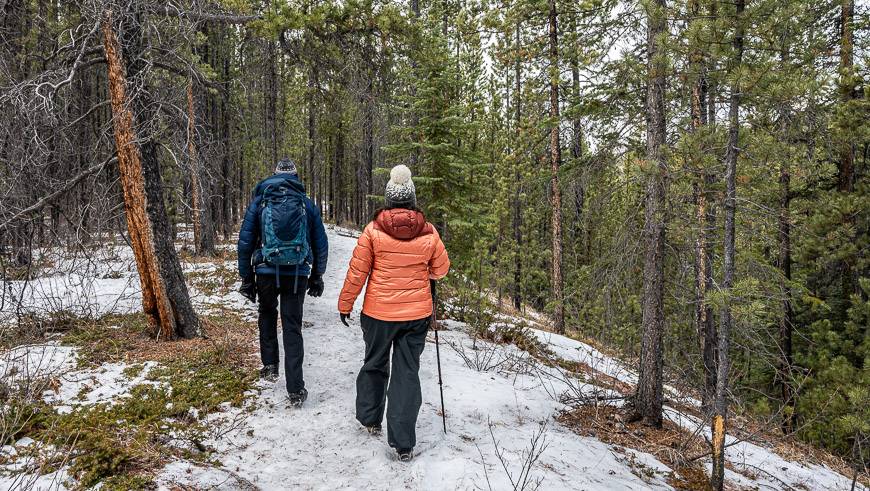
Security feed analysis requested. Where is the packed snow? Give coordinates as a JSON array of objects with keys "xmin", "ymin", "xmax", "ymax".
[{"xmin": 0, "ymin": 227, "xmax": 863, "ymax": 490}]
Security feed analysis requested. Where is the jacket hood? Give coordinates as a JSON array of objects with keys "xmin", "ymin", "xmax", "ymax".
[
  {"xmin": 374, "ymin": 209, "xmax": 432, "ymax": 240},
  {"xmin": 256, "ymin": 174, "xmax": 305, "ymax": 196}
]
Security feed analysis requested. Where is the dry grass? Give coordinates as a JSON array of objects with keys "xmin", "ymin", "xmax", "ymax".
[
  {"xmin": 62, "ymin": 309, "xmax": 258, "ymax": 370},
  {"xmin": 556, "ymin": 358, "xmax": 634, "ymax": 396},
  {"xmin": 1, "ymin": 311, "xmax": 91, "ymax": 349},
  {"xmin": 558, "ymin": 405, "xmax": 717, "ymax": 490},
  {"xmin": 129, "ymin": 315, "xmax": 258, "ymax": 369}
]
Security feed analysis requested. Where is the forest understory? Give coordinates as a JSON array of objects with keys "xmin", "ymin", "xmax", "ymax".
[{"xmin": 0, "ymin": 226, "xmax": 866, "ymax": 490}]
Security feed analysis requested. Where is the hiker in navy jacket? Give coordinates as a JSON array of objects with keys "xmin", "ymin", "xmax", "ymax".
[{"xmin": 237, "ymin": 158, "xmax": 328, "ymax": 406}]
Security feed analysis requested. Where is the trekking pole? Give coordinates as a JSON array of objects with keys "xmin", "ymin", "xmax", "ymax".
[{"xmin": 431, "ymin": 280, "xmax": 447, "ymax": 434}]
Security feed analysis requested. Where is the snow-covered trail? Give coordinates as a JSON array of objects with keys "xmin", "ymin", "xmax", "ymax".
[{"xmin": 159, "ymin": 228, "xmax": 674, "ymax": 490}]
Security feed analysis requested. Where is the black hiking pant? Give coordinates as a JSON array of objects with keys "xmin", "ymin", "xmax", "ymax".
[
  {"xmin": 356, "ymin": 313, "xmax": 429, "ymax": 451},
  {"xmin": 257, "ymin": 275, "xmax": 308, "ymax": 394}
]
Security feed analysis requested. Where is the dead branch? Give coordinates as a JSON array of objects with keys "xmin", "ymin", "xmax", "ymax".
[{"xmin": 0, "ymin": 155, "xmax": 117, "ymax": 231}]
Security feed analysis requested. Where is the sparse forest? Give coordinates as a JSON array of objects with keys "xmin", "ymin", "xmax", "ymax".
[{"xmin": 1, "ymin": 0, "xmax": 868, "ymax": 489}]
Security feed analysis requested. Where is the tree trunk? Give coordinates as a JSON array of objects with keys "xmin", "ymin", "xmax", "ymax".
[
  {"xmin": 777, "ymin": 43, "xmax": 796, "ymax": 435},
  {"xmin": 512, "ymin": 22, "xmax": 523, "ymax": 312},
  {"xmin": 265, "ymin": 38, "xmax": 278, "ymax": 165},
  {"xmin": 363, "ymin": 80, "xmax": 375, "ymax": 221},
  {"xmin": 837, "ymin": 0, "xmax": 858, "ymax": 314},
  {"xmin": 703, "ymin": 0, "xmax": 719, "ymax": 417},
  {"xmin": 187, "ymin": 77, "xmax": 215, "ymax": 255},
  {"xmin": 102, "ymin": 7, "xmax": 198, "ymax": 340},
  {"xmin": 837, "ymin": 0, "xmax": 854, "ymax": 193},
  {"xmin": 700, "ymin": 184, "xmax": 717, "ymax": 414},
  {"xmin": 409, "ymin": 0, "xmax": 421, "ymax": 168},
  {"xmin": 570, "ymin": 35, "xmax": 585, "ymax": 246},
  {"xmin": 778, "ymin": 155, "xmax": 795, "ymax": 434},
  {"xmin": 707, "ymin": 0, "xmax": 718, "ymax": 127},
  {"xmin": 221, "ymin": 53, "xmax": 235, "ymax": 240},
  {"xmin": 689, "ymin": 0, "xmax": 716, "ymax": 414},
  {"xmin": 74, "ymin": 48, "xmax": 95, "ymax": 244},
  {"xmin": 307, "ymin": 66, "xmax": 318, "ymax": 189},
  {"xmin": 633, "ymin": 0, "xmax": 669, "ymax": 428},
  {"xmin": 187, "ymin": 79, "xmax": 203, "ymax": 255},
  {"xmin": 548, "ymin": 0, "xmax": 565, "ymax": 334},
  {"xmin": 334, "ymin": 117, "xmax": 345, "ymax": 223},
  {"xmin": 712, "ymin": 0, "xmax": 744, "ymax": 487},
  {"xmin": 1, "ymin": 0, "xmax": 31, "ymax": 266},
  {"xmin": 220, "ymin": 37, "xmax": 233, "ymax": 238}
]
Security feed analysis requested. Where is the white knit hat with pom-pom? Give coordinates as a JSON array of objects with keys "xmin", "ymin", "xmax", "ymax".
[{"xmin": 385, "ymin": 165, "xmax": 417, "ymax": 208}]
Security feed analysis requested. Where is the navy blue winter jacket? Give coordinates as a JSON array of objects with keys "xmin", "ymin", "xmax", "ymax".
[{"xmin": 237, "ymin": 174, "xmax": 328, "ymax": 279}]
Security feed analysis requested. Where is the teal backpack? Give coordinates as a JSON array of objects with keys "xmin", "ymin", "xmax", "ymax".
[{"xmin": 259, "ymin": 181, "xmax": 310, "ymax": 276}]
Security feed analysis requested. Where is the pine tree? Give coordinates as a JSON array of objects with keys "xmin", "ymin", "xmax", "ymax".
[{"xmin": 633, "ymin": 0, "xmax": 669, "ymax": 428}]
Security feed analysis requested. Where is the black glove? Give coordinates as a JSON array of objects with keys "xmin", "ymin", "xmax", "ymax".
[
  {"xmin": 340, "ymin": 313, "xmax": 351, "ymax": 327},
  {"xmin": 239, "ymin": 276, "xmax": 257, "ymax": 303},
  {"xmin": 307, "ymin": 274, "xmax": 324, "ymax": 297}
]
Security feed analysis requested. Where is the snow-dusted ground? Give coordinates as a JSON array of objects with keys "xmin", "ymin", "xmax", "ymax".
[{"xmin": 1, "ymin": 227, "xmax": 864, "ymax": 490}]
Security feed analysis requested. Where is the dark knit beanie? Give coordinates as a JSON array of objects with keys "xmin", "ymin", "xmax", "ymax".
[{"xmin": 275, "ymin": 158, "xmax": 298, "ymax": 175}]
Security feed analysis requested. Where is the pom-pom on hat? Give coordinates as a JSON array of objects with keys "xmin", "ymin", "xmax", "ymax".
[{"xmin": 384, "ymin": 165, "xmax": 417, "ymax": 209}]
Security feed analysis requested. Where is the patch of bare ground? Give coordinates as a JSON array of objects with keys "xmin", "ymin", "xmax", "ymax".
[
  {"xmin": 557, "ymin": 405, "xmax": 720, "ymax": 490},
  {"xmin": 556, "ymin": 358, "xmax": 634, "ymax": 396},
  {"xmin": 477, "ymin": 321, "xmax": 634, "ymax": 398},
  {"xmin": 62, "ymin": 309, "xmax": 258, "ymax": 369},
  {"xmin": 134, "ymin": 314, "xmax": 258, "ymax": 369}
]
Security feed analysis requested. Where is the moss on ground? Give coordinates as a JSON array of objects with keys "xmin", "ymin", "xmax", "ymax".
[
  {"xmin": 61, "ymin": 313, "xmax": 149, "ymax": 366},
  {"xmin": 185, "ymin": 263, "xmax": 238, "ymax": 297},
  {"xmin": 3, "ymin": 311, "xmax": 257, "ymax": 489},
  {"xmin": 6, "ymin": 346, "xmax": 256, "ymax": 489},
  {"xmin": 122, "ymin": 363, "xmax": 146, "ymax": 379}
]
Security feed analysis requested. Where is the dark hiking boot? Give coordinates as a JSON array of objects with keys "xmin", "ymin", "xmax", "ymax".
[
  {"xmin": 287, "ymin": 388, "xmax": 308, "ymax": 408},
  {"xmin": 259, "ymin": 364, "xmax": 279, "ymax": 382},
  {"xmin": 364, "ymin": 424, "xmax": 382, "ymax": 436},
  {"xmin": 397, "ymin": 449, "xmax": 413, "ymax": 462}
]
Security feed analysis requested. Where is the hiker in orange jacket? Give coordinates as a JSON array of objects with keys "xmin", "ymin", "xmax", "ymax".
[{"xmin": 337, "ymin": 164, "xmax": 449, "ymax": 462}]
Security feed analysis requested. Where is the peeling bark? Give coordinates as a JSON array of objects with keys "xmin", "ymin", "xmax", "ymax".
[
  {"xmin": 102, "ymin": 7, "xmax": 199, "ymax": 340},
  {"xmin": 102, "ymin": 10, "xmax": 175, "ymax": 339},
  {"xmin": 837, "ymin": 0, "xmax": 855, "ymax": 193}
]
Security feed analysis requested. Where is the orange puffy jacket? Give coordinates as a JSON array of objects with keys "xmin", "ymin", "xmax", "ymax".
[{"xmin": 338, "ymin": 209, "xmax": 450, "ymax": 321}]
